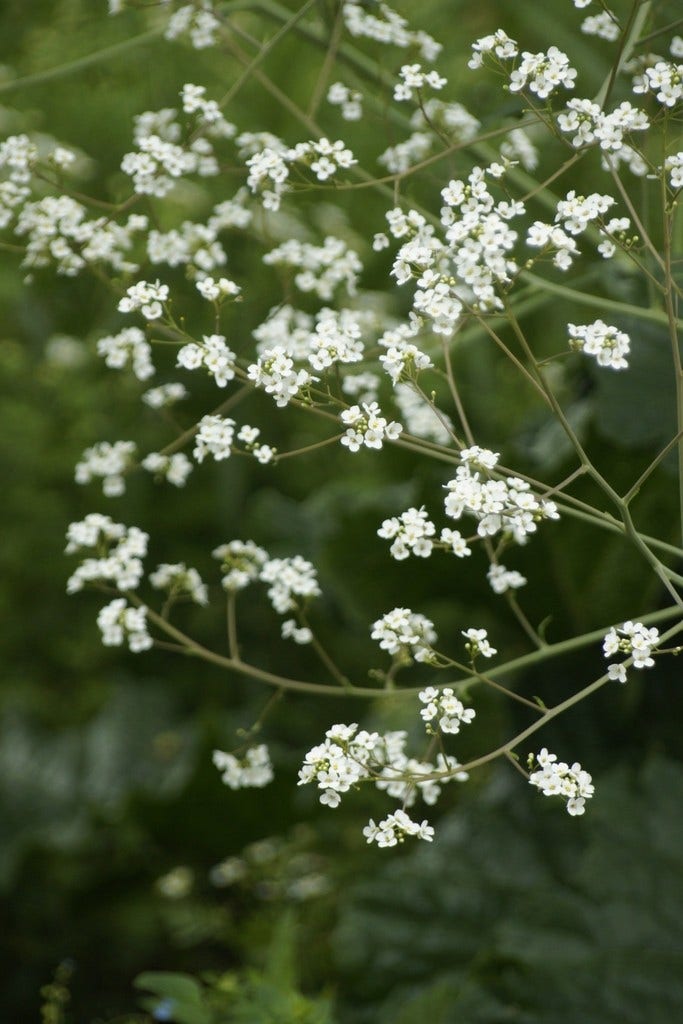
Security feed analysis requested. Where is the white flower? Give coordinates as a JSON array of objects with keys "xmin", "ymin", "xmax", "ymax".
[
  {"xmin": 177, "ymin": 334, "xmax": 236, "ymax": 387},
  {"xmin": 371, "ymin": 607, "xmax": 436, "ymax": 663},
  {"xmin": 529, "ymin": 748, "xmax": 594, "ymax": 815},
  {"xmin": 281, "ymin": 619, "xmax": 313, "ymax": 644},
  {"xmin": 66, "ymin": 515, "xmax": 147, "ymax": 594},
  {"xmin": 118, "ymin": 279, "xmax": 169, "ymax": 320},
  {"xmin": 568, "ymin": 320, "xmax": 630, "ymax": 370},
  {"xmin": 327, "ymin": 81, "xmax": 363, "ymax": 121},
  {"xmin": 508, "ymin": 46, "xmax": 577, "ymax": 100},
  {"xmin": 213, "ymin": 745, "xmax": 274, "ymax": 789},
  {"xmin": 149, "ymin": 562, "xmax": 208, "ymax": 605},
  {"xmin": 581, "ymin": 11, "xmax": 620, "ymax": 41},
  {"xmin": 378, "ymin": 506, "xmax": 436, "ymax": 560},
  {"xmin": 419, "ymin": 686, "xmax": 475, "ymax": 734},
  {"xmin": 97, "ymin": 598, "xmax": 152, "ymax": 651},
  {"xmin": 213, "ymin": 539, "xmax": 269, "ymax": 591},
  {"xmin": 97, "ymin": 326, "xmax": 154, "ymax": 380},
  {"xmin": 462, "ymin": 627, "xmax": 497, "ymax": 659},
  {"xmin": 142, "ymin": 382, "xmax": 188, "ymax": 409},
  {"xmin": 75, "ymin": 440, "xmax": 136, "ymax": 496},
  {"xmin": 142, "ymin": 452, "xmax": 193, "ymax": 487},
  {"xmin": 603, "ymin": 621, "xmax": 659, "ymax": 671},
  {"xmin": 363, "ymin": 809, "xmax": 434, "ymax": 847},
  {"xmin": 193, "ymin": 415, "xmax": 235, "ymax": 462},
  {"xmin": 487, "ymin": 563, "xmax": 527, "ymax": 594},
  {"xmin": 260, "ymin": 556, "xmax": 321, "ymax": 613},
  {"xmin": 393, "ymin": 63, "xmax": 446, "ymax": 102},
  {"xmin": 444, "ymin": 450, "xmax": 559, "ymax": 544},
  {"xmin": 340, "ymin": 402, "xmax": 402, "ymax": 452}
]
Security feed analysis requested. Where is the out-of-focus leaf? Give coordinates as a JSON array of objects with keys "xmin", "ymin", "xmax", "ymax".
[{"xmin": 333, "ymin": 759, "xmax": 683, "ymax": 1023}]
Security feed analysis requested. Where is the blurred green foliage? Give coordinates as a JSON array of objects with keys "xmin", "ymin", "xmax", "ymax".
[{"xmin": 1, "ymin": 1, "xmax": 683, "ymax": 1021}]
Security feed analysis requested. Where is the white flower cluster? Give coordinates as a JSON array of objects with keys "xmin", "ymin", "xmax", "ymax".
[
  {"xmin": 307, "ymin": 308, "xmax": 365, "ymax": 371},
  {"xmin": 371, "ymin": 607, "xmax": 437, "ymax": 663},
  {"xmin": 665, "ymin": 152, "xmax": 683, "ymax": 190},
  {"xmin": 444, "ymin": 446, "xmax": 560, "ymax": 544},
  {"xmin": 343, "ymin": 2, "xmax": 441, "ymax": 61},
  {"xmin": 378, "ymin": 506, "xmax": 436, "ymax": 559},
  {"xmin": 393, "ymin": 63, "xmax": 447, "ymax": 102},
  {"xmin": 143, "ymin": 383, "xmax": 187, "ymax": 409},
  {"xmin": 260, "ymin": 556, "xmax": 321, "ymax": 613},
  {"xmin": 15, "ymin": 197, "xmax": 146, "ymax": 276},
  {"xmin": 196, "ymin": 275, "xmax": 241, "ymax": 302},
  {"xmin": 213, "ymin": 745, "xmax": 274, "ymax": 789},
  {"xmin": 0, "ymin": 137, "xmax": 34, "ymax": 230},
  {"xmin": 180, "ymin": 83, "xmax": 234, "ymax": 136},
  {"xmin": 213, "ymin": 539, "xmax": 269, "ymax": 592},
  {"xmin": 378, "ymin": 131, "xmax": 432, "ymax": 174},
  {"xmin": 557, "ymin": 99, "xmax": 649, "ymax": 158},
  {"xmin": 281, "ymin": 618, "xmax": 313, "ymax": 645},
  {"xmin": 419, "ymin": 686, "xmax": 476, "ymax": 734},
  {"xmin": 528, "ymin": 748, "xmax": 594, "ymax": 816},
  {"xmin": 596, "ymin": 216, "xmax": 632, "ymax": 259},
  {"xmin": 299, "ymin": 723, "xmax": 459, "ymax": 816},
  {"xmin": 97, "ymin": 327, "xmax": 154, "ymax": 381},
  {"xmin": 292, "ymin": 138, "xmax": 357, "ymax": 182},
  {"xmin": 121, "ymin": 98, "xmax": 228, "ymax": 197},
  {"xmin": 253, "ymin": 304, "xmax": 315, "ymax": 360},
  {"xmin": 527, "ymin": 191, "xmax": 617, "ymax": 271},
  {"xmin": 634, "ymin": 60, "xmax": 683, "ymax": 107},
  {"xmin": 487, "ymin": 563, "xmax": 527, "ymax": 594},
  {"xmin": 363, "ymin": 810, "xmax": 434, "ymax": 847},
  {"xmin": 246, "ymin": 138, "xmax": 356, "ymax": 211},
  {"xmin": 118, "ymin": 280, "xmax": 169, "ymax": 321},
  {"xmin": 149, "ymin": 562, "xmax": 208, "ymax": 605},
  {"xmin": 467, "ymin": 29, "xmax": 519, "ymax": 68},
  {"xmin": 147, "ymin": 221, "xmax": 227, "ymax": 276},
  {"xmin": 97, "ymin": 598, "xmax": 153, "ymax": 652},
  {"xmin": 555, "ymin": 190, "xmax": 615, "ymax": 234},
  {"xmin": 509, "ymin": 46, "xmax": 577, "ymax": 99},
  {"xmin": 379, "ymin": 340, "xmax": 432, "ymax": 385},
  {"xmin": 75, "ymin": 440, "xmax": 136, "ymax": 497},
  {"xmin": 244, "ymin": 144, "xmax": 290, "ymax": 212},
  {"xmin": 142, "ymin": 451, "xmax": 193, "ymax": 487},
  {"xmin": 177, "ymin": 334, "xmax": 236, "ymax": 388},
  {"xmin": 526, "ymin": 219, "xmax": 580, "ymax": 270},
  {"xmin": 378, "ymin": 506, "xmax": 471, "ymax": 561},
  {"xmin": 462, "ymin": 627, "xmax": 498, "ymax": 660},
  {"xmin": 236, "ymin": 425, "xmax": 276, "ymax": 465},
  {"xmin": 263, "ymin": 237, "xmax": 362, "ymax": 300},
  {"xmin": 379, "ymin": 751, "xmax": 468, "ymax": 807},
  {"xmin": 327, "ymin": 81, "xmax": 363, "ymax": 121},
  {"xmin": 65, "ymin": 514, "xmax": 147, "ymax": 594},
  {"xmin": 340, "ymin": 401, "xmax": 403, "ymax": 451},
  {"xmin": 581, "ymin": 11, "xmax": 620, "ymax": 41},
  {"xmin": 193, "ymin": 415, "xmax": 235, "ymax": 462},
  {"xmin": 603, "ymin": 620, "xmax": 660, "ymax": 682},
  {"xmin": 568, "ymin": 319, "xmax": 630, "ymax": 370},
  {"xmin": 299, "ymin": 722, "xmax": 386, "ymax": 808},
  {"xmin": 469, "ymin": 32, "xmax": 576, "ymax": 99},
  {"xmin": 165, "ymin": 3, "xmax": 221, "ymax": 49},
  {"xmin": 247, "ymin": 347, "xmax": 317, "ymax": 407},
  {"xmin": 438, "ymin": 165, "xmax": 523, "ymax": 315}
]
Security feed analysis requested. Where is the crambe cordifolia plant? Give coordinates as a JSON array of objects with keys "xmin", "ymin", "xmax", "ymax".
[{"xmin": 4, "ymin": 0, "xmax": 683, "ymax": 849}]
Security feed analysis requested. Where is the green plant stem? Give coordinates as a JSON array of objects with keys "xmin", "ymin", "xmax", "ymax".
[{"xmin": 135, "ymin": 595, "xmax": 681, "ymax": 702}]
